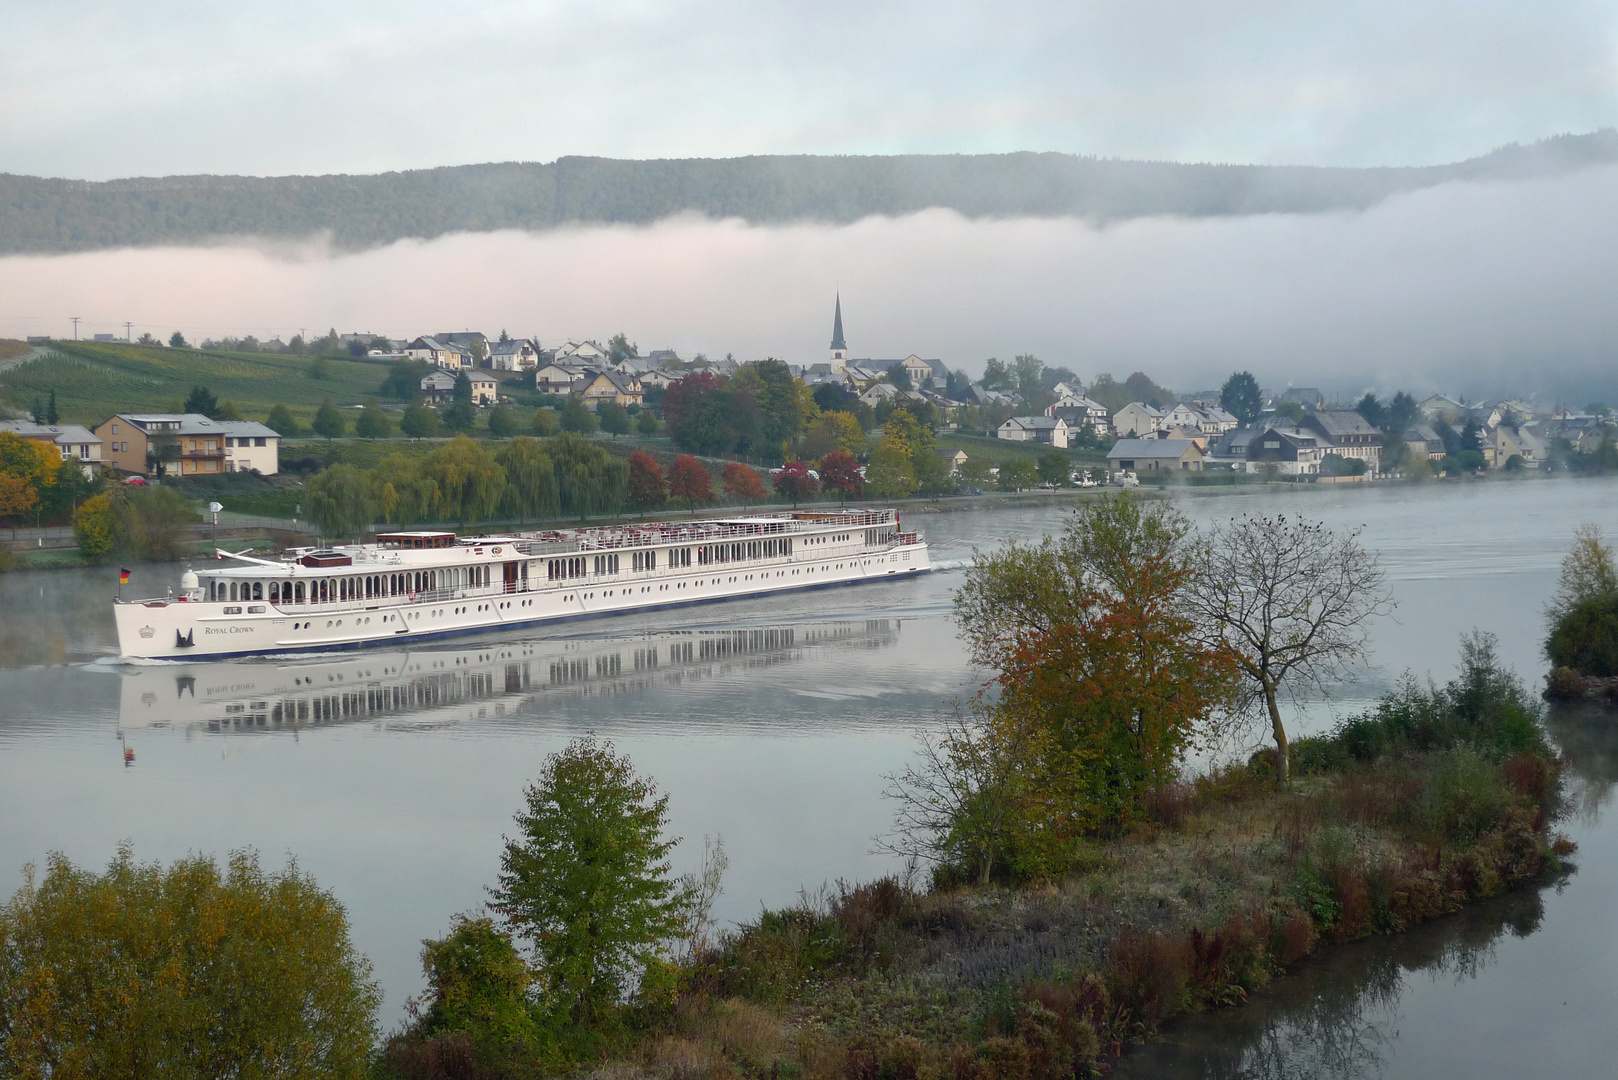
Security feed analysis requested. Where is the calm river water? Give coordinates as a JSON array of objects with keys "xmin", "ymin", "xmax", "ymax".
[{"xmin": 3, "ymin": 478, "xmax": 1617, "ymax": 1075}]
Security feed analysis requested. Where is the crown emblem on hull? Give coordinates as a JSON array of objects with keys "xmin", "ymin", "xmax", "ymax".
[{"xmin": 138, "ymin": 626, "xmax": 155, "ymax": 639}]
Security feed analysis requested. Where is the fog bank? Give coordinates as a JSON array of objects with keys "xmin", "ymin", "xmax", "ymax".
[{"xmin": 5, "ymin": 166, "xmax": 1618, "ymax": 404}]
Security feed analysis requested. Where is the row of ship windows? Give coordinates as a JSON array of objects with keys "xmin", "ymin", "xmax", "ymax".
[{"xmin": 211, "ymin": 540, "xmax": 881, "ymax": 606}]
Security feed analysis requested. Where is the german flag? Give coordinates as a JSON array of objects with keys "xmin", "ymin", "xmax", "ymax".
[{"xmin": 119, "ymin": 568, "xmax": 131, "ymax": 585}]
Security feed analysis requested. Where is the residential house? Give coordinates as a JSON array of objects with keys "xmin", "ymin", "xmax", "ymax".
[
  {"xmin": 419, "ymin": 370, "xmax": 459, "ymax": 403},
  {"xmin": 488, "ymin": 338, "xmax": 541, "ymax": 372},
  {"xmin": 638, "ymin": 369, "xmax": 680, "ymax": 391},
  {"xmin": 1485, "ymin": 425, "xmax": 1545, "ymax": 469},
  {"xmin": 92, "ymin": 414, "xmax": 279, "ymax": 477},
  {"xmin": 1190, "ymin": 402, "xmax": 1239, "ymax": 434},
  {"xmin": 997, "ymin": 415, "xmax": 1071, "ymax": 448},
  {"xmin": 1159, "ymin": 426, "xmax": 1207, "ymax": 451},
  {"xmin": 936, "ymin": 449, "xmax": 969, "ymax": 475},
  {"xmin": 1401, "ymin": 425, "xmax": 1446, "ymax": 462},
  {"xmin": 1106, "ymin": 438, "xmax": 1203, "ymax": 476},
  {"xmin": 1205, "ymin": 427, "xmax": 1261, "ymax": 468},
  {"xmin": 847, "ymin": 355, "xmax": 947, "ymax": 390},
  {"xmin": 435, "ymin": 332, "xmax": 489, "ymax": 365},
  {"xmin": 1110, "ymin": 402, "xmax": 1164, "ymax": 439},
  {"xmin": 535, "ymin": 363, "xmax": 590, "ymax": 396},
  {"xmin": 1245, "ymin": 427, "xmax": 1323, "ymax": 477},
  {"xmin": 1045, "ymin": 395, "xmax": 1111, "ymax": 437},
  {"xmin": 554, "ymin": 340, "xmax": 609, "ymax": 363},
  {"xmin": 467, "ymin": 371, "xmax": 499, "ymax": 406},
  {"xmin": 1300, "ymin": 411, "xmax": 1383, "ymax": 474},
  {"xmin": 579, "ymin": 369, "xmax": 643, "ymax": 410},
  {"xmin": 1048, "ymin": 381, "xmax": 1084, "ymax": 400},
  {"xmin": 1419, "ymin": 395, "xmax": 1467, "ymax": 424},
  {"xmin": 405, "ymin": 336, "xmax": 473, "ymax": 370},
  {"xmin": 0, "ymin": 421, "xmax": 103, "ymax": 476}
]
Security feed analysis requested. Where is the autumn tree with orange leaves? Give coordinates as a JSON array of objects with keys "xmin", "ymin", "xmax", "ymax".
[{"xmin": 887, "ymin": 493, "xmax": 1238, "ymax": 883}]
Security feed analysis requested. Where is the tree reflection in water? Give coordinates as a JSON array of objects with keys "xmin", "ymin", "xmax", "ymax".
[{"xmin": 1113, "ymin": 702, "xmax": 1618, "ymax": 1080}]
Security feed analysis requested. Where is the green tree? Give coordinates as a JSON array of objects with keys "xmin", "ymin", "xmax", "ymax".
[
  {"xmin": 45, "ymin": 389, "xmax": 59, "ymax": 425},
  {"xmin": 304, "ymin": 464, "xmax": 376, "ymax": 538},
  {"xmin": 1012, "ymin": 354, "xmax": 1044, "ymax": 402},
  {"xmin": 597, "ymin": 401, "xmax": 631, "ymax": 437},
  {"xmin": 497, "ymin": 437, "xmax": 559, "ymax": 523},
  {"xmin": 72, "ymin": 492, "xmax": 116, "ymax": 559},
  {"xmin": 532, "ymin": 408, "xmax": 560, "ymax": 436},
  {"xmin": 168, "ymin": 331, "xmax": 187, "ymax": 348},
  {"xmin": 627, "ymin": 451, "xmax": 667, "ymax": 513},
  {"xmin": 668, "ymin": 455, "xmax": 713, "ymax": 514},
  {"xmin": 380, "ymin": 360, "xmax": 432, "ymax": 400},
  {"xmin": 385, "ymin": 916, "xmax": 544, "ymax": 1071},
  {"xmin": 429, "ymin": 435, "xmax": 506, "ymax": 524},
  {"xmin": 442, "ymin": 398, "xmax": 476, "ymax": 433},
  {"xmin": 0, "ymin": 846, "xmax": 379, "ymax": 1078},
  {"xmin": 354, "ymin": 400, "xmax": 393, "ymax": 439},
  {"xmin": 888, "ymin": 364, "xmax": 913, "ymax": 391},
  {"xmin": 109, "ymin": 486, "xmax": 198, "ymax": 559},
  {"xmin": 997, "ymin": 458, "xmax": 1039, "ymax": 491},
  {"xmin": 1384, "ymin": 391, "xmax": 1421, "ymax": 434},
  {"xmin": 1355, "ymin": 392, "xmax": 1385, "ymax": 430},
  {"xmin": 489, "ymin": 737, "xmax": 687, "ymax": 1036},
  {"xmin": 548, "ymin": 433, "xmax": 628, "ymax": 520},
  {"xmin": 1220, "ymin": 371, "xmax": 1263, "ymax": 426},
  {"xmin": 184, "ymin": 384, "xmax": 218, "ymax": 418},
  {"xmin": 607, "ymin": 332, "xmax": 638, "ymax": 364},
  {"xmin": 374, "ymin": 453, "xmax": 440, "ymax": 525},
  {"xmin": 635, "ymin": 410, "xmax": 659, "ymax": 435},
  {"xmin": 560, "ymin": 397, "xmax": 598, "ymax": 435},
  {"xmin": 487, "ymin": 403, "xmax": 520, "ymax": 439},
  {"xmin": 312, "ymin": 400, "xmax": 347, "ymax": 440},
  {"xmin": 400, "ymin": 403, "xmax": 441, "ymax": 440},
  {"xmin": 981, "ymin": 357, "xmax": 1011, "ymax": 392},
  {"xmin": 264, "ymin": 403, "xmax": 301, "ymax": 436},
  {"xmin": 307, "ymin": 356, "xmax": 330, "ymax": 381},
  {"xmin": 1036, "ymin": 452, "xmax": 1070, "ymax": 487}
]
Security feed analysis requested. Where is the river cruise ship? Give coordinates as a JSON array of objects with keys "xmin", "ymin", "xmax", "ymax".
[{"xmin": 113, "ymin": 509, "xmax": 928, "ymax": 660}]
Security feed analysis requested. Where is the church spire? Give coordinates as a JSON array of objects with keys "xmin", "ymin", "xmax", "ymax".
[{"xmin": 831, "ymin": 293, "xmax": 846, "ymax": 351}]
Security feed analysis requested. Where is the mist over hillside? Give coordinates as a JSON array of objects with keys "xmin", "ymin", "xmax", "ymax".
[{"xmin": 4, "ymin": 131, "xmax": 1616, "ymax": 255}]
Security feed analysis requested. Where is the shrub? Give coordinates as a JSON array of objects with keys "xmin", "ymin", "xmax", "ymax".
[
  {"xmin": 72, "ymin": 492, "xmax": 116, "ymax": 559},
  {"xmin": 1103, "ymin": 930, "xmax": 1189, "ymax": 1028},
  {"xmin": 0, "ymin": 846, "xmax": 379, "ymax": 1078},
  {"xmin": 1419, "ymin": 748, "xmax": 1516, "ymax": 846},
  {"xmin": 1545, "ymin": 666, "xmax": 1586, "ymax": 700},
  {"xmin": 1547, "ymin": 595, "xmax": 1618, "ymax": 676}
]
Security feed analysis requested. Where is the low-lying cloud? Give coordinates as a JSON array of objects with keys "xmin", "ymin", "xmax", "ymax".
[{"xmin": 5, "ymin": 165, "xmax": 1618, "ymax": 405}]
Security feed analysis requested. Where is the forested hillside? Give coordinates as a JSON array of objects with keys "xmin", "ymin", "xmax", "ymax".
[{"xmin": 4, "ymin": 131, "xmax": 1616, "ymax": 254}]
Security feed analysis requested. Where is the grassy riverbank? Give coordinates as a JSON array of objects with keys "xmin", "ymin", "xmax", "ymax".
[{"xmin": 378, "ymin": 639, "xmax": 1570, "ymax": 1080}]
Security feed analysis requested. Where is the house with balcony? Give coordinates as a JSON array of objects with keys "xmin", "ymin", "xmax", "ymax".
[
  {"xmin": 0, "ymin": 421, "xmax": 103, "ymax": 477},
  {"xmin": 489, "ymin": 337, "xmax": 541, "ymax": 371},
  {"xmin": 1300, "ymin": 411, "xmax": 1383, "ymax": 475},
  {"xmin": 92, "ymin": 414, "xmax": 279, "ymax": 477},
  {"xmin": 1045, "ymin": 395, "xmax": 1111, "ymax": 437}
]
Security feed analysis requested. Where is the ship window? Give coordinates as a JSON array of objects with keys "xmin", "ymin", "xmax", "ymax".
[
  {"xmin": 295, "ymin": 581, "xmax": 305, "ymax": 602},
  {"xmin": 253, "ymin": 582, "xmax": 263, "ymax": 601},
  {"xmin": 284, "ymin": 580, "xmax": 292, "ymax": 601},
  {"xmin": 269, "ymin": 582, "xmax": 279, "ymax": 602}
]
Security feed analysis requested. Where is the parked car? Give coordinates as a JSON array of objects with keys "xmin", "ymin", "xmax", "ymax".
[{"xmin": 122, "ymin": 475, "xmax": 148, "ymax": 486}]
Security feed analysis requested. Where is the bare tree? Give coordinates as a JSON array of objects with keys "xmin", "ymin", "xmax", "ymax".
[{"xmin": 1188, "ymin": 515, "xmax": 1391, "ymax": 784}]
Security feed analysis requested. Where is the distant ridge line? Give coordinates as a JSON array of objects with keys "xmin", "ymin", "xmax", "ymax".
[{"xmin": 3, "ymin": 132, "xmax": 1615, "ymax": 255}]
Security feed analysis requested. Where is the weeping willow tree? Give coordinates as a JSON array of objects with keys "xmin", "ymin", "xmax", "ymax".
[
  {"xmin": 428, "ymin": 435, "xmax": 507, "ymax": 525},
  {"xmin": 374, "ymin": 452, "xmax": 442, "ymax": 526},
  {"xmin": 497, "ymin": 437, "xmax": 561, "ymax": 523},
  {"xmin": 550, "ymin": 433, "xmax": 628, "ymax": 521},
  {"xmin": 303, "ymin": 463, "xmax": 377, "ymax": 540}
]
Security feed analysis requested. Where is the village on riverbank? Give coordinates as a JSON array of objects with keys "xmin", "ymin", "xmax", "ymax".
[{"xmin": 3, "ymin": 298, "xmax": 1615, "ymax": 569}]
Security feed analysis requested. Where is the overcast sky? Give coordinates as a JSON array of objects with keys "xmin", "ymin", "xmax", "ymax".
[
  {"xmin": 5, "ymin": 0, "xmax": 1618, "ymax": 179},
  {"xmin": 6, "ymin": 165, "xmax": 1618, "ymax": 404}
]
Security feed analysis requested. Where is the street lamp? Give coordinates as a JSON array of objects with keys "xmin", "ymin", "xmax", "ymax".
[{"xmin": 208, "ymin": 501, "xmax": 222, "ymax": 556}]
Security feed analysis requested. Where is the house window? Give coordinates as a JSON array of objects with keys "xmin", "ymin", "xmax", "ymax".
[
  {"xmin": 111, "ymin": 423, "xmax": 119, "ymax": 434},
  {"xmin": 255, "ymin": 437, "xmax": 267, "ymax": 447}
]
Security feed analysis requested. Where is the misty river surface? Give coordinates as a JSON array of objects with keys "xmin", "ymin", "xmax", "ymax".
[{"xmin": 4, "ymin": 478, "xmax": 1618, "ymax": 1075}]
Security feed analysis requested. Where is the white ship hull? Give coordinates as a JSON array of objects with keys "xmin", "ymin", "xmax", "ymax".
[{"xmin": 114, "ymin": 520, "xmax": 928, "ymax": 661}]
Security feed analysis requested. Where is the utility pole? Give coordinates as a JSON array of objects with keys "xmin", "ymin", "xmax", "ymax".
[
  {"xmin": 124, "ymin": 321, "xmax": 133, "ymax": 342},
  {"xmin": 70, "ymin": 316, "xmax": 80, "ymax": 340}
]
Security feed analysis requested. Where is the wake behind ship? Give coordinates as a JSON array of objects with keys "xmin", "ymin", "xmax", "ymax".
[{"xmin": 113, "ymin": 508, "xmax": 929, "ymax": 660}]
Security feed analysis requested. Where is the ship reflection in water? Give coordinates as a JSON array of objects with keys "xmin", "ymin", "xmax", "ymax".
[{"xmin": 118, "ymin": 619, "xmax": 899, "ymax": 736}]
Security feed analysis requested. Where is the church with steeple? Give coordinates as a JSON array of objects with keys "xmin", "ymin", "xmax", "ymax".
[{"xmin": 829, "ymin": 293, "xmax": 848, "ymax": 371}]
